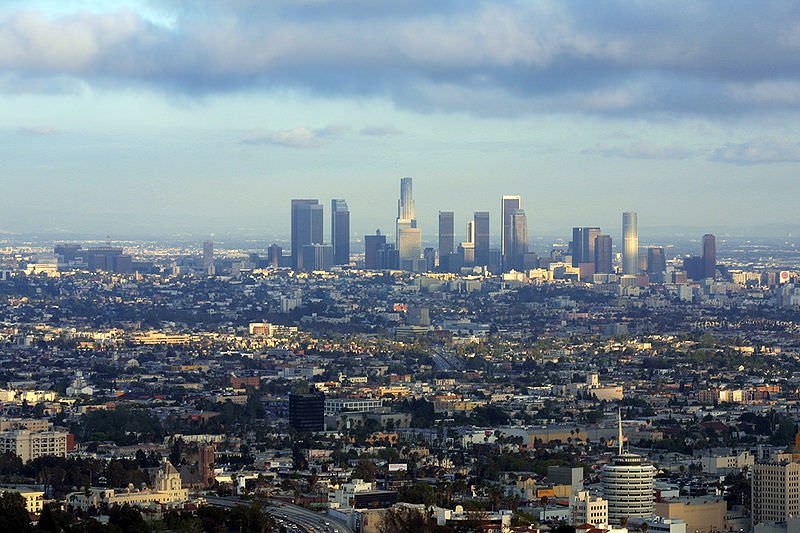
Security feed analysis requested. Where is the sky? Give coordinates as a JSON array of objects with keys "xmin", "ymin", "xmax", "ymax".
[{"xmin": 1, "ymin": 0, "xmax": 800, "ymax": 241}]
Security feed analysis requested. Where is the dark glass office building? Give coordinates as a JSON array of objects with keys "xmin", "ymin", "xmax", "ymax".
[
  {"xmin": 594, "ymin": 234, "xmax": 613, "ymax": 274},
  {"xmin": 364, "ymin": 230, "xmax": 387, "ymax": 270},
  {"xmin": 291, "ymin": 199, "xmax": 323, "ymax": 271},
  {"xmin": 438, "ymin": 211, "xmax": 454, "ymax": 261},
  {"xmin": 289, "ymin": 391, "xmax": 325, "ymax": 432},
  {"xmin": 473, "ymin": 211, "xmax": 490, "ymax": 267},
  {"xmin": 702, "ymin": 233, "xmax": 716, "ymax": 279},
  {"xmin": 331, "ymin": 199, "xmax": 350, "ymax": 265}
]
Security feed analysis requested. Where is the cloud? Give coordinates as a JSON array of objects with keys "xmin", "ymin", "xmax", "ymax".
[
  {"xmin": 17, "ymin": 126, "xmax": 62, "ymax": 136},
  {"xmin": 583, "ymin": 141, "xmax": 697, "ymax": 160},
  {"xmin": 2, "ymin": 3, "xmax": 800, "ymax": 117},
  {"xmin": 359, "ymin": 126, "xmax": 403, "ymax": 136},
  {"xmin": 710, "ymin": 138, "xmax": 800, "ymax": 164},
  {"xmin": 240, "ymin": 124, "xmax": 348, "ymax": 148}
]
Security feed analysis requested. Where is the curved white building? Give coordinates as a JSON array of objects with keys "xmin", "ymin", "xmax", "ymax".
[
  {"xmin": 602, "ymin": 452, "xmax": 656, "ymax": 523},
  {"xmin": 622, "ymin": 211, "xmax": 638, "ymax": 275},
  {"xmin": 602, "ymin": 411, "xmax": 656, "ymax": 524}
]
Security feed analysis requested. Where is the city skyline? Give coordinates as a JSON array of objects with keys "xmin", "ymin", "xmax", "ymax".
[
  {"xmin": 1, "ymin": 1, "xmax": 800, "ymax": 237},
  {"xmin": 2, "ymin": 3, "xmax": 800, "ymax": 530}
]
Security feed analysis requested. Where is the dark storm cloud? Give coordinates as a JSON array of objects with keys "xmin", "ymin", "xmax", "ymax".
[{"xmin": 3, "ymin": 1, "xmax": 800, "ymax": 116}]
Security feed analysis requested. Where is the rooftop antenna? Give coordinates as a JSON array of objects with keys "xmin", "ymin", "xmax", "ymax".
[{"xmin": 618, "ymin": 407, "xmax": 624, "ymax": 455}]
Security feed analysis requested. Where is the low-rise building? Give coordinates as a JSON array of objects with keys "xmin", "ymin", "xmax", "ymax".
[
  {"xmin": 67, "ymin": 460, "xmax": 188, "ymax": 511},
  {"xmin": 0, "ymin": 429, "xmax": 70, "ymax": 462}
]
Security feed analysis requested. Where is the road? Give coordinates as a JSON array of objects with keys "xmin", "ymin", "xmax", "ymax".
[
  {"xmin": 431, "ymin": 347, "xmax": 465, "ymax": 371},
  {"xmin": 267, "ymin": 502, "xmax": 354, "ymax": 533},
  {"xmin": 204, "ymin": 495, "xmax": 354, "ymax": 533}
]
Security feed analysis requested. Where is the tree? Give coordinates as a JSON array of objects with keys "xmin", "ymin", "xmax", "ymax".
[
  {"xmin": 37, "ymin": 503, "xmax": 73, "ymax": 532},
  {"xmin": 379, "ymin": 507, "xmax": 440, "ymax": 533},
  {"xmin": 353, "ymin": 458, "xmax": 377, "ymax": 482},
  {"xmin": 109, "ymin": 504, "xmax": 150, "ymax": 533},
  {"xmin": 227, "ymin": 502, "xmax": 278, "ymax": 533},
  {"xmin": 0, "ymin": 492, "xmax": 31, "ymax": 532}
]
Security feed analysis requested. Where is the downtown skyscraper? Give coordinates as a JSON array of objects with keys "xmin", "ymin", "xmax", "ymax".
[
  {"xmin": 571, "ymin": 227, "xmax": 601, "ymax": 267},
  {"xmin": 291, "ymin": 199, "xmax": 323, "ymax": 271},
  {"xmin": 396, "ymin": 177, "xmax": 421, "ymax": 271},
  {"xmin": 473, "ymin": 211, "xmax": 490, "ymax": 267},
  {"xmin": 622, "ymin": 212, "xmax": 639, "ymax": 275},
  {"xmin": 501, "ymin": 195, "xmax": 522, "ymax": 270},
  {"xmin": 331, "ymin": 199, "xmax": 350, "ymax": 265},
  {"xmin": 438, "ymin": 211, "xmax": 454, "ymax": 260},
  {"xmin": 508, "ymin": 208, "xmax": 529, "ymax": 271},
  {"xmin": 702, "ymin": 233, "xmax": 716, "ymax": 279},
  {"xmin": 202, "ymin": 240, "xmax": 214, "ymax": 271},
  {"xmin": 594, "ymin": 234, "xmax": 613, "ymax": 274}
]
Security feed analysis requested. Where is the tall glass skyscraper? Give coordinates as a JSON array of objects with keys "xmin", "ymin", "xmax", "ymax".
[
  {"xmin": 509, "ymin": 208, "xmax": 528, "ymax": 271},
  {"xmin": 331, "ymin": 199, "xmax": 350, "ymax": 265},
  {"xmin": 438, "ymin": 211, "xmax": 454, "ymax": 260},
  {"xmin": 202, "ymin": 240, "xmax": 214, "ymax": 270},
  {"xmin": 647, "ymin": 247, "xmax": 666, "ymax": 282},
  {"xmin": 571, "ymin": 227, "xmax": 601, "ymax": 267},
  {"xmin": 622, "ymin": 212, "xmax": 639, "ymax": 275},
  {"xmin": 501, "ymin": 195, "xmax": 522, "ymax": 270},
  {"xmin": 396, "ymin": 177, "xmax": 421, "ymax": 270},
  {"xmin": 473, "ymin": 211, "xmax": 490, "ymax": 266},
  {"xmin": 594, "ymin": 234, "xmax": 613, "ymax": 274},
  {"xmin": 398, "ymin": 177, "xmax": 415, "ymax": 221},
  {"xmin": 702, "ymin": 233, "xmax": 716, "ymax": 279},
  {"xmin": 291, "ymin": 199, "xmax": 323, "ymax": 271}
]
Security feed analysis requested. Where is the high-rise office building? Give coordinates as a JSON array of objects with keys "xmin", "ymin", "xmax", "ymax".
[
  {"xmin": 702, "ymin": 233, "xmax": 716, "ymax": 279},
  {"xmin": 364, "ymin": 230, "xmax": 386, "ymax": 270},
  {"xmin": 752, "ymin": 459, "xmax": 800, "ymax": 525},
  {"xmin": 647, "ymin": 247, "xmax": 666, "ymax": 282},
  {"xmin": 508, "ymin": 208, "xmax": 528, "ymax": 271},
  {"xmin": 473, "ymin": 211, "xmax": 490, "ymax": 266},
  {"xmin": 301, "ymin": 244, "xmax": 334, "ymax": 272},
  {"xmin": 87, "ymin": 247, "xmax": 133, "ymax": 274},
  {"xmin": 268, "ymin": 244, "xmax": 282, "ymax": 268},
  {"xmin": 684, "ymin": 256, "xmax": 703, "ymax": 281},
  {"xmin": 438, "ymin": 211, "xmax": 455, "ymax": 261},
  {"xmin": 622, "ymin": 212, "xmax": 639, "ymax": 275},
  {"xmin": 331, "ymin": 199, "xmax": 350, "ymax": 265},
  {"xmin": 398, "ymin": 176, "xmax": 415, "ymax": 221},
  {"xmin": 289, "ymin": 391, "xmax": 325, "ymax": 432},
  {"xmin": 423, "ymin": 247, "xmax": 436, "ymax": 272},
  {"xmin": 602, "ymin": 411, "xmax": 656, "ymax": 524},
  {"xmin": 594, "ymin": 234, "xmax": 613, "ymax": 274},
  {"xmin": 54, "ymin": 244, "xmax": 82, "ymax": 262},
  {"xmin": 398, "ymin": 227, "xmax": 422, "ymax": 271},
  {"xmin": 501, "ymin": 195, "xmax": 522, "ymax": 270},
  {"xmin": 460, "ymin": 220, "xmax": 476, "ymax": 266},
  {"xmin": 572, "ymin": 227, "xmax": 601, "ymax": 267},
  {"xmin": 379, "ymin": 243, "xmax": 398, "ymax": 270},
  {"xmin": 396, "ymin": 177, "xmax": 421, "ymax": 270},
  {"xmin": 291, "ymin": 199, "xmax": 323, "ymax": 271},
  {"xmin": 202, "ymin": 240, "xmax": 214, "ymax": 270}
]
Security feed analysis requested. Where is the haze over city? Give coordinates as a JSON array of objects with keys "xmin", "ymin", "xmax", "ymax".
[
  {"xmin": 3, "ymin": 3, "xmax": 800, "ymax": 533},
  {"xmin": 1, "ymin": 1, "xmax": 800, "ymax": 237}
]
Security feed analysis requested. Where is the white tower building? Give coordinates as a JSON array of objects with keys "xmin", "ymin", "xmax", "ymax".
[{"xmin": 601, "ymin": 410, "xmax": 656, "ymax": 524}]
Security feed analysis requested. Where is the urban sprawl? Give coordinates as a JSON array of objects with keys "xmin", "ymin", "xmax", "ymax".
[{"xmin": 1, "ymin": 177, "xmax": 799, "ymax": 533}]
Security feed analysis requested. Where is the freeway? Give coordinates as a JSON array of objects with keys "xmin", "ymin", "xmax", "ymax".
[
  {"xmin": 204, "ymin": 495, "xmax": 354, "ymax": 533},
  {"xmin": 267, "ymin": 502, "xmax": 354, "ymax": 533},
  {"xmin": 431, "ymin": 347, "xmax": 465, "ymax": 371}
]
